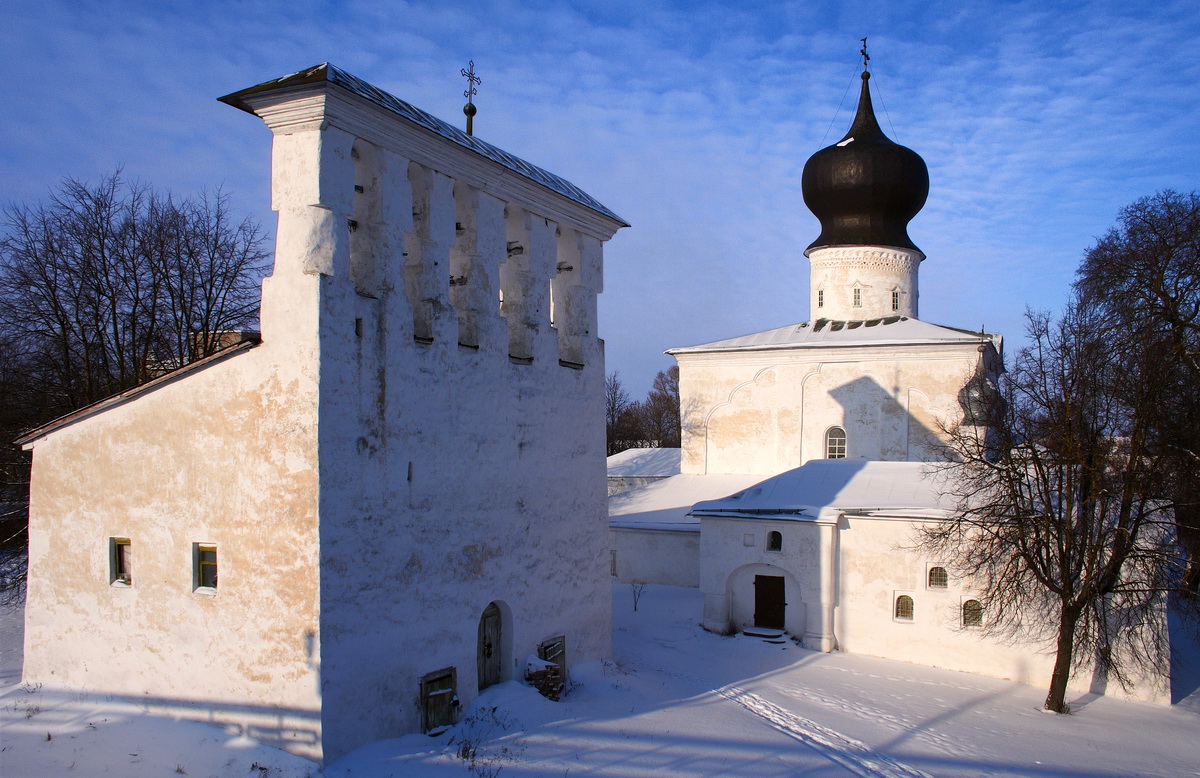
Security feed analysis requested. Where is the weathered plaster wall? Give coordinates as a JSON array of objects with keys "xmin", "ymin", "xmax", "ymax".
[
  {"xmin": 251, "ymin": 93, "xmax": 616, "ymax": 761},
  {"xmin": 808, "ymin": 246, "xmax": 921, "ymax": 320},
  {"xmin": 836, "ymin": 515, "xmax": 1170, "ymax": 703},
  {"xmin": 700, "ymin": 512, "xmax": 1169, "ymax": 703},
  {"xmin": 678, "ymin": 344, "xmax": 981, "ymax": 475},
  {"xmin": 22, "ymin": 271, "xmax": 324, "ymax": 756},
  {"xmin": 700, "ymin": 518, "xmax": 823, "ymax": 641},
  {"xmin": 610, "ymin": 527, "xmax": 699, "ymax": 586}
]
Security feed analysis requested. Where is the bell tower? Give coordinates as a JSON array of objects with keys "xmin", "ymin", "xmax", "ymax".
[{"xmin": 801, "ymin": 65, "xmax": 929, "ymax": 321}]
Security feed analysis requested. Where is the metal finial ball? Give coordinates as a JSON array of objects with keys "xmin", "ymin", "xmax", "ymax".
[{"xmin": 464, "ymin": 103, "xmax": 478, "ymax": 117}]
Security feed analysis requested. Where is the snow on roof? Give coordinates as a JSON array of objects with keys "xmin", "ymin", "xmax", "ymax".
[
  {"xmin": 668, "ymin": 317, "xmax": 1000, "ymax": 355},
  {"xmin": 606, "ymin": 447, "xmax": 682, "ymax": 477},
  {"xmin": 690, "ymin": 460, "xmax": 955, "ymax": 521},
  {"xmin": 609, "ymin": 473, "xmax": 765, "ymax": 531},
  {"xmin": 219, "ymin": 64, "xmax": 627, "ymax": 228}
]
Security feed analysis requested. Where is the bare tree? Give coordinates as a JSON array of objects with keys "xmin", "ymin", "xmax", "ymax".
[
  {"xmin": 0, "ymin": 172, "xmax": 269, "ymax": 600},
  {"xmin": 641, "ymin": 366, "xmax": 681, "ymax": 448},
  {"xmin": 1075, "ymin": 190, "xmax": 1200, "ymax": 595},
  {"xmin": 925, "ymin": 301, "xmax": 1188, "ymax": 713},
  {"xmin": 0, "ymin": 172, "xmax": 268, "ymax": 417},
  {"xmin": 605, "ymin": 371, "xmax": 633, "ymax": 455}
]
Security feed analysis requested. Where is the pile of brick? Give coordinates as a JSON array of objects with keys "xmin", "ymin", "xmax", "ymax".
[{"xmin": 524, "ymin": 656, "xmax": 564, "ymax": 701}]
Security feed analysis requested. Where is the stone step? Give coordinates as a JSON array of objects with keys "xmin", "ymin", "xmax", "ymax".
[{"xmin": 742, "ymin": 626, "xmax": 785, "ymax": 639}]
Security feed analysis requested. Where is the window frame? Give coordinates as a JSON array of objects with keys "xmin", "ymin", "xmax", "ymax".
[
  {"xmin": 894, "ymin": 594, "xmax": 914, "ymax": 622},
  {"xmin": 852, "ymin": 286, "xmax": 862, "ymax": 307},
  {"xmin": 193, "ymin": 542, "xmax": 218, "ymax": 592},
  {"xmin": 927, "ymin": 566, "xmax": 949, "ymax": 589},
  {"xmin": 765, "ymin": 530, "xmax": 782, "ymax": 552},
  {"xmin": 962, "ymin": 599, "xmax": 984, "ymax": 628},
  {"xmin": 825, "ymin": 426, "xmax": 847, "ymax": 459},
  {"xmin": 817, "ymin": 289, "xmax": 824, "ymax": 308},
  {"xmin": 109, "ymin": 537, "xmax": 131, "ymax": 586},
  {"xmin": 892, "ymin": 289, "xmax": 901, "ymax": 311}
]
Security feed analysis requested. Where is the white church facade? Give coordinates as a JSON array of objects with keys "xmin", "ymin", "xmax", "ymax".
[
  {"xmin": 18, "ymin": 64, "xmax": 625, "ymax": 763},
  {"xmin": 611, "ymin": 69, "xmax": 1172, "ymax": 703}
]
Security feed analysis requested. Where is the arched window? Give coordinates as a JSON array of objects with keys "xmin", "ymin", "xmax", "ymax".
[
  {"xmin": 962, "ymin": 599, "xmax": 984, "ymax": 627},
  {"xmin": 766, "ymin": 531, "xmax": 782, "ymax": 551},
  {"xmin": 894, "ymin": 595, "xmax": 914, "ymax": 621},
  {"xmin": 825, "ymin": 427, "xmax": 847, "ymax": 459},
  {"xmin": 928, "ymin": 567, "xmax": 948, "ymax": 588}
]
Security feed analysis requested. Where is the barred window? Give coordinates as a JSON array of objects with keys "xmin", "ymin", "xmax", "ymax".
[
  {"xmin": 928, "ymin": 567, "xmax": 948, "ymax": 588},
  {"xmin": 963, "ymin": 599, "xmax": 984, "ymax": 627},
  {"xmin": 894, "ymin": 595, "xmax": 914, "ymax": 621}
]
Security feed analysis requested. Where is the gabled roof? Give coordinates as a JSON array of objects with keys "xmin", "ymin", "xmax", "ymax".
[
  {"xmin": 219, "ymin": 64, "xmax": 628, "ymax": 228},
  {"xmin": 689, "ymin": 460, "xmax": 954, "ymax": 522},
  {"xmin": 14, "ymin": 340, "xmax": 260, "ymax": 448},
  {"xmin": 668, "ymin": 317, "xmax": 1000, "ymax": 355}
]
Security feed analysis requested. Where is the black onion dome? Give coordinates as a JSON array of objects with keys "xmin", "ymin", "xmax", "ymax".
[{"xmin": 802, "ymin": 71, "xmax": 929, "ymax": 255}]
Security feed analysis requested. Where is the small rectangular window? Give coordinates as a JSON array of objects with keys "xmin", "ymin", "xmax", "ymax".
[
  {"xmin": 892, "ymin": 290, "xmax": 900, "ymax": 311},
  {"xmin": 853, "ymin": 287, "xmax": 862, "ymax": 307},
  {"xmin": 194, "ymin": 543, "xmax": 218, "ymax": 590},
  {"xmin": 538, "ymin": 635, "xmax": 566, "ymax": 668},
  {"xmin": 817, "ymin": 289, "xmax": 824, "ymax": 308},
  {"xmin": 110, "ymin": 537, "xmax": 131, "ymax": 585}
]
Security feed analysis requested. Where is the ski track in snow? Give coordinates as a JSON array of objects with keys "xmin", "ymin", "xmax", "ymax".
[
  {"xmin": 714, "ymin": 684, "xmax": 933, "ymax": 778},
  {"xmin": 626, "ymin": 635, "xmax": 932, "ymax": 778}
]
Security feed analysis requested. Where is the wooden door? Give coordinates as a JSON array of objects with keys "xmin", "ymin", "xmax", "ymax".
[
  {"xmin": 478, "ymin": 602, "xmax": 502, "ymax": 690},
  {"xmin": 754, "ymin": 575, "xmax": 786, "ymax": 629},
  {"xmin": 420, "ymin": 667, "xmax": 458, "ymax": 733}
]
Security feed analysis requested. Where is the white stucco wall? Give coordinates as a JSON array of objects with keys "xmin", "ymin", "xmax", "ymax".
[
  {"xmin": 808, "ymin": 246, "xmax": 922, "ymax": 320},
  {"xmin": 22, "ymin": 272, "xmax": 325, "ymax": 756},
  {"xmin": 699, "ymin": 510, "xmax": 1170, "ymax": 704},
  {"xmin": 252, "ymin": 84, "xmax": 619, "ymax": 762},
  {"xmin": 23, "ymin": 72, "xmax": 623, "ymax": 765},
  {"xmin": 610, "ymin": 527, "xmax": 699, "ymax": 586},
  {"xmin": 678, "ymin": 342, "xmax": 988, "ymax": 476}
]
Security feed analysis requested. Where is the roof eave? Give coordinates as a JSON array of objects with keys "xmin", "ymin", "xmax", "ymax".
[{"xmin": 15, "ymin": 340, "xmax": 260, "ymax": 449}]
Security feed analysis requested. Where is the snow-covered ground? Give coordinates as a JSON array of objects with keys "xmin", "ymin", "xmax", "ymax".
[{"xmin": 3, "ymin": 586, "xmax": 1199, "ymax": 777}]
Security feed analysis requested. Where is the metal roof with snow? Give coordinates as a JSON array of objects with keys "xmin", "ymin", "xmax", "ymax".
[
  {"xmin": 689, "ymin": 460, "xmax": 954, "ymax": 521},
  {"xmin": 668, "ymin": 317, "xmax": 1000, "ymax": 355},
  {"xmin": 219, "ymin": 64, "xmax": 628, "ymax": 228}
]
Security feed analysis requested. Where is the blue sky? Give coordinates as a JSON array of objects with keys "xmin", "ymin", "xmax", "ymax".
[{"xmin": 4, "ymin": 0, "xmax": 1198, "ymax": 396}]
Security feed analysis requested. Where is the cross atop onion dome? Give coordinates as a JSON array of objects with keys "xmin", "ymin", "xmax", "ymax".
[{"xmin": 801, "ymin": 68, "xmax": 929, "ymax": 256}]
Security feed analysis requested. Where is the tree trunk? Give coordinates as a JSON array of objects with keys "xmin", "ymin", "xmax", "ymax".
[{"xmin": 1045, "ymin": 604, "xmax": 1081, "ymax": 712}]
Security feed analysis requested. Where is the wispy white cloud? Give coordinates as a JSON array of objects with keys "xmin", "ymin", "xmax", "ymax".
[{"xmin": 2, "ymin": 0, "xmax": 1197, "ymax": 394}]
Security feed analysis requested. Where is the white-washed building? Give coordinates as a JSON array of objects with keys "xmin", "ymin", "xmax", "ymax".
[
  {"xmin": 610, "ymin": 68, "xmax": 1172, "ymax": 703},
  {"xmin": 18, "ymin": 63, "xmax": 626, "ymax": 763}
]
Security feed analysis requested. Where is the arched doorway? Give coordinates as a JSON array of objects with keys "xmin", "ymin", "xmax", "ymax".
[{"xmin": 477, "ymin": 602, "xmax": 503, "ymax": 690}]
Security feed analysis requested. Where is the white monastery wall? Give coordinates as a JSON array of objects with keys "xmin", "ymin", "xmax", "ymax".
[
  {"xmin": 699, "ymin": 511, "xmax": 1169, "ymax": 703},
  {"xmin": 836, "ymin": 515, "xmax": 1170, "ymax": 703},
  {"xmin": 21, "ymin": 289, "xmax": 325, "ymax": 756},
  {"xmin": 610, "ymin": 527, "xmax": 699, "ymax": 586},
  {"xmin": 246, "ymin": 83, "xmax": 616, "ymax": 761},
  {"xmin": 678, "ymin": 344, "xmax": 982, "ymax": 476}
]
